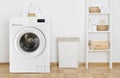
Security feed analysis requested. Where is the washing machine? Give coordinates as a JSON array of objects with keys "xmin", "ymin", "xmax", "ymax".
[{"xmin": 9, "ymin": 17, "xmax": 50, "ymax": 73}]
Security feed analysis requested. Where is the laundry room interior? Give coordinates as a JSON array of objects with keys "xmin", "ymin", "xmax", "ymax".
[{"xmin": 0, "ymin": 0, "xmax": 120, "ymax": 78}]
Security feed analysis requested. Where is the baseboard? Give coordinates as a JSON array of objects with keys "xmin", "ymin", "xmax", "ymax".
[
  {"xmin": 50, "ymin": 62, "xmax": 109, "ymax": 66},
  {"xmin": 113, "ymin": 62, "xmax": 120, "ymax": 66},
  {"xmin": 50, "ymin": 62, "xmax": 120, "ymax": 66},
  {"xmin": 0, "ymin": 63, "xmax": 9, "ymax": 65},
  {"xmin": 50, "ymin": 62, "xmax": 58, "ymax": 66},
  {"xmin": 0, "ymin": 62, "xmax": 120, "ymax": 66}
]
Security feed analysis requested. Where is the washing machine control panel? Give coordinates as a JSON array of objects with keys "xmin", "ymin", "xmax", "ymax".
[{"xmin": 37, "ymin": 19, "xmax": 45, "ymax": 23}]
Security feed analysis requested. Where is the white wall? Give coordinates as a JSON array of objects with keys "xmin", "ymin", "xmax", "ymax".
[
  {"xmin": 0, "ymin": 0, "xmax": 119, "ymax": 63},
  {"xmin": 112, "ymin": 0, "xmax": 120, "ymax": 62}
]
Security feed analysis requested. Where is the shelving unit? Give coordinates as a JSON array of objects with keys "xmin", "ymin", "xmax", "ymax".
[{"xmin": 85, "ymin": 0, "xmax": 112, "ymax": 69}]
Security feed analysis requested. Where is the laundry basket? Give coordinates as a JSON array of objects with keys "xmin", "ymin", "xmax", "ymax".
[{"xmin": 58, "ymin": 37, "xmax": 80, "ymax": 68}]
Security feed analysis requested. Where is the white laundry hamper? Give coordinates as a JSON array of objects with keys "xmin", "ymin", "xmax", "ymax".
[{"xmin": 58, "ymin": 37, "xmax": 80, "ymax": 68}]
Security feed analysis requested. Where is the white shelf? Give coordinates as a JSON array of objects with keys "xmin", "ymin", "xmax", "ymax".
[
  {"xmin": 88, "ymin": 31, "xmax": 110, "ymax": 33},
  {"xmin": 88, "ymin": 49, "xmax": 111, "ymax": 52},
  {"xmin": 88, "ymin": 13, "xmax": 110, "ymax": 15}
]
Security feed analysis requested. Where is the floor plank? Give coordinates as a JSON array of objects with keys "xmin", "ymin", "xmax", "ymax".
[{"xmin": 0, "ymin": 64, "xmax": 120, "ymax": 78}]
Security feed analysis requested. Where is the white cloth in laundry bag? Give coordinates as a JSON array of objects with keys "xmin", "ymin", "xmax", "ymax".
[{"xmin": 22, "ymin": 3, "xmax": 44, "ymax": 18}]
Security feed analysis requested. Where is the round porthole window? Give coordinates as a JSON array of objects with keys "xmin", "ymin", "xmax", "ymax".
[
  {"xmin": 20, "ymin": 33, "xmax": 40, "ymax": 52},
  {"xmin": 15, "ymin": 27, "xmax": 46, "ymax": 57}
]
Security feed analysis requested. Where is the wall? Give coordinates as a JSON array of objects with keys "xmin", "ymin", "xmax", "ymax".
[
  {"xmin": 112, "ymin": 0, "xmax": 120, "ymax": 62},
  {"xmin": 0, "ymin": 0, "xmax": 119, "ymax": 63}
]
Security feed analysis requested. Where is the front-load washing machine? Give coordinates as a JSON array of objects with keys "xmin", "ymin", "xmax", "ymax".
[{"xmin": 9, "ymin": 17, "xmax": 50, "ymax": 73}]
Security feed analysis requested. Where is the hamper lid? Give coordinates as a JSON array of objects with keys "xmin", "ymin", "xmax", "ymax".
[{"xmin": 58, "ymin": 37, "xmax": 79, "ymax": 42}]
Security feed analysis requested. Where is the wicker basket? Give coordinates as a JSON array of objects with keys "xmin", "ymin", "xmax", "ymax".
[
  {"xmin": 89, "ymin": 41, "xmax": 109, "ymax": 50},
  {"xmin": 89, "ymin": 7, "xmax": 101, "ymax": 13},
  {"xmin": 97, "ymin": 25, "xmax": 108, "ymax": 31}
]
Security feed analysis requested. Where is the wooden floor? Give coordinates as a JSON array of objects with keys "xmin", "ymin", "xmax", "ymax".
[{"xmin": 0, "ymin": 64, "xmax": 120, "ymax": 78}]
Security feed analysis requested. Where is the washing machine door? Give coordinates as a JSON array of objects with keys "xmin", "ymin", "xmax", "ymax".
[{"xmin": 15, "ymin": 27, "xmax": 46, "ymax": 57}]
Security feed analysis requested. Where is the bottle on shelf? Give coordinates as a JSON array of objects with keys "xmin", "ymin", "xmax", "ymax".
[
  {"xmin": 100, "ymin": 6, "xmax": 110, "ymax": 14},
  {"xmin": 92, "ymin": 24, "xmax": 97, "ymax": 31},
  {"xmin": 88, "ymin": 19, "xmax": 92, "ymax": 31}
]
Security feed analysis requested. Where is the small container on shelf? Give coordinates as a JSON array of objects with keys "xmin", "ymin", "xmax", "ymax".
[
  {"xmin": 97, "ymin": 25, "xmax": 108, "ymax": 31},
  {"xmin": 88, "ymin": 40, "xmax": 110, "ymax": 50},
  {"xmin": 96, "ymin": 19, "xmax": 109, "ymax": 31},
  {"xmin": 89, "ymin": 6, "xmax": 101, "ymax": 13}
]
